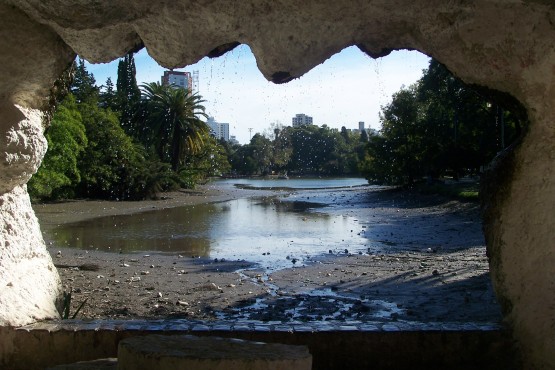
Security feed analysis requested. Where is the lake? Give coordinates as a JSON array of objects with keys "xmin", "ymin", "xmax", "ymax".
[
  {"xmin": 48, "ymin": 178, "xmax": 371, "ymax": 270},
  {"xmin": 216, "ymin": 177, "xmax": 369, "ymax": 189}
]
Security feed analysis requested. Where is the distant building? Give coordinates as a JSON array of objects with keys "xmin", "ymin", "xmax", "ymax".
[
  {"xmin": 219, "ymin": 122, "xmax": 230, "ymax": 141},
  {"xmin": 292, "ymin": 113, "xmax": 313, "ymax": 127},
  {"xmin": 162, "ymin": 71, "xmax": 193, "ymax": 94},
  {"xmin": 352, "ymin": 121, "xmax": 377, "ymax": 137},
  {"xmin": 207, "ymin": 116, "xmax": 230, "ymax": 141},
  {"xmin": 229, "ymin": 136, "xmax": 240, "ymax": 145}
]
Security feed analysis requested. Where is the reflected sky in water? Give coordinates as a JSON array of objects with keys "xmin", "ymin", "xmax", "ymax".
[
  {"xmin": 49, "ymin": 197, "xmax": 366, "ymax": 270},
  {"xmin": 217, "ymin": 177, "xmax": 369, "ymax": 189}
]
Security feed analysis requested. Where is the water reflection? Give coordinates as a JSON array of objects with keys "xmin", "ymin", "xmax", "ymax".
[
  {"xmin": 48, "ymin": 197, "xmax": 366, "ymax": 269},
  {"xmin": 217, "ymin": 177, "xmax": 368, "ymax": 190}
]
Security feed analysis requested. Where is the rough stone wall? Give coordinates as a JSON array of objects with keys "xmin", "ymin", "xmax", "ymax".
[
  {"xmin": 0, "ymin": 185, "xmax": 61, "ymax": 326},
  {"xmin": 0, "ymin": 0, "xmax": 554, "ymax": 368}
]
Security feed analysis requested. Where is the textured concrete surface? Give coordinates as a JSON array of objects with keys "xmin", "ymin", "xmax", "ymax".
[
  {"xmin": 0, "ymin": 1, "xmax": 554, "ymax": 368},
  {"xmin": 1, "ymin": 319, "xmax": 514, "ymax": 370},
  {"xmin": 118, "ymin": 335, "xmax": 312, "ymax": 370},
  {"xmin": 0, "ymin": 185, "xmax": 60, "ymax": 326},
  {"xmin": 47, "ymin": 358, "xmax": 118, "ymax": 370}
]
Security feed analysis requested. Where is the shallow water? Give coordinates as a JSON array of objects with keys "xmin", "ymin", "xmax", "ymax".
[
  {"xmin": 217, "ymin": 177, "xmax": 368, "ymax": 189},
  {"xmin": 49, "ymin": 194, "xmax": 368, "ymax": 270}
]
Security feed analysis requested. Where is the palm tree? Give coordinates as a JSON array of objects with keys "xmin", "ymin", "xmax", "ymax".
[{"xmin": 139, "ymin": 82, "xmax": 209, "ymax": 171}]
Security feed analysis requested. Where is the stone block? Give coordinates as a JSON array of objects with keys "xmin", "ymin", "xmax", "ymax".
[
  {"xmin": 47, "ymin": 358, "xmax": 118, "ymax": 369},
  {"xmin": 117, "ymin": 334, "xmax": 312, "ymax": 370}
]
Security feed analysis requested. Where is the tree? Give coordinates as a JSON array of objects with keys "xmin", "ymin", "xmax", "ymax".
[
  {"xmin": 361, "ymin": 59, "xmax": 527, "ymax": 185},
  {"xmin": 138, "ymin": 82, "xmax": 209, "ymax": 171},
  {"xmin": 28, "ymin": 94, "xmax": 87, "ymax": 200},
  {"xmin": 270, "ymin": 126, "xmax": 293, "ymax": 173},
  {"xmin": 71, "ymin": 59, "xmax": 99, "ymax": 104},
  {"xmin": 116, "ymin": 52, "xmax": 141, "ymax": 133},
  {"xmin": 99, "ymin": 77, "xmax": 118, "ymax": 111},
  {"xmin": 180, "ymin": 134, "xmax": 231, "ymax": 186},
  {"xmin": 77, "ymin": 102, "xmax": 151, "ymax": 200}
]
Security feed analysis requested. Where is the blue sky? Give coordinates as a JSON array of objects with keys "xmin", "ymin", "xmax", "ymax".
[{"xmin": 86, "ymin": 45, "xmax": 430, "ymax": 144}]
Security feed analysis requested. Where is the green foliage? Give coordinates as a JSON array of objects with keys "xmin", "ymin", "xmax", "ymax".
[
  {"xmin": 360, "ymin": 59, "xmax": 527, "ymax": 185},
  {"xmin": 29, "ymin": 94, "xmax": 87, "ymax": 200},
  {"xmin": 61, "ymin": 290, "xmax": 88, "ymax": 320},
  {"xmin": 116, "ymin": 52, "xmax": 141, "ymax": 133},
  {"xmin": 71, "ymin": 59, "xmax": 99, "ymax": 104},
  {"xmin": 30, "ymin": 57, "xmax": 220, "ymax": 203},
  {"xmin": 182, "ymin": 134, "xmax": 231, "ymax": 180},
  {"xmin": 99, "ymin": 77, "xmax": 118, "ymax": 111},
  {"xmin": 286, "ymin": 125, "xmax": 352, "ymax": 175},
  {"xmin": 415, "ymin": 181, "xmax": 480, "ymax": 201},
  {"xmin": 76, "ymin": 102, "xmax": 164, "ymax": 200},
  {"xmin": 138, "ymin": 82, "xmax": 209, "ymax": 171},
  {"xmin": 229, "ymin": 124, "xmax": 365, "ymax": 177}
]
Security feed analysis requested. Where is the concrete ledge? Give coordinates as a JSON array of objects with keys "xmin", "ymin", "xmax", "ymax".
[
  {"xmin": 47, "ymin": 358, "xmax": 117, "ymax": 369},
  {"xmin": 0, "ymin": 319, "xmax": 517, "ymax": 370},
  {"xmin": 118, "ymin": 335, "xmax": 312, "ymax": 370}
]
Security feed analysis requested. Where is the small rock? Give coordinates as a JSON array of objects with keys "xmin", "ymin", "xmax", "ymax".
[
  {"xmin": 56, "ymin": 251, "xmax": 62, "ymax": 258},
  {"xmin": 176, "ymin": 301, "xmax": 189, "ymax": 306},
  {"xmin": 120, "ymin": 263, "xmax": 130, "ymax": 267},
  {"xmin": 432, "ymin": 269, "xmax": 439, "ymax": 276},
  {"xmin": 157, "ymin": 292, "xmax": 163, "ymax": 298},
  {"xmin": 140, "ymin": 271, "xmax": 149, "ymax": 275}
]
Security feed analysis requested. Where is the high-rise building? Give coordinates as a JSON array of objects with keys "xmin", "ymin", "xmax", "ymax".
[
  {"xmin": 206, "ymin": 116, "xmax": 230, "ymax": 141},
  {"xmin": 359, "ymin": 121, "xmax": 365, "ymax": 131},
  {"xmin": 292, "ymin": 113, "xmax": 313, "ymax": 127},
  {"xmin": 161, "ymin": 71, "xmax": 193, "ymax": 94}
]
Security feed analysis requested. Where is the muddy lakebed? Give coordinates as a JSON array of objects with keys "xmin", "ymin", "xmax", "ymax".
[{"xmin": 35, "ymin": 180, "xmax": 502, "ymax": 324}]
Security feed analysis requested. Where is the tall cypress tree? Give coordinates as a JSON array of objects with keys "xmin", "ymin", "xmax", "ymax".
[{"xmin": 116, "ymin": 52, "xmax": 141, "ymax": 135}]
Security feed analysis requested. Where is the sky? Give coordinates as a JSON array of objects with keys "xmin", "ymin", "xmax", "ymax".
[{"xmin": 86, "ymin": 45, "xmax": 430, "ymax": 144}]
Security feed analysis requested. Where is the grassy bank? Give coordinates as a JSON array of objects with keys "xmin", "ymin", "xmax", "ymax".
[{"xmin": 414, "ymin": 179, "xmax": 480, "ymax": 201}]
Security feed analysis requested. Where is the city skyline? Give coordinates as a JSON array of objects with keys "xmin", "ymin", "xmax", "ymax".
[{"xmin": 86, "ymin": 44, "xmax": 430, "ymax": 144}]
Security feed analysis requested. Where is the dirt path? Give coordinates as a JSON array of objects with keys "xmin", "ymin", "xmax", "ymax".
[{"xmin": 35, "ymin": 185, "xmax": 502, "ymax": 323}]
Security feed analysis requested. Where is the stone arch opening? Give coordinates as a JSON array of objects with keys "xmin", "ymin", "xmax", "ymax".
[
  {"xmin": 1, "ymin": 2, "xmax": 555, "ymax": 369},
  {"xmin": 41, "ymin": 45, "xmax": 504, "ymax": 325}
]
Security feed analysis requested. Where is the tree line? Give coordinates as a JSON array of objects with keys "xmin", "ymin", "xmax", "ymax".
[
  {"xmin": 29, "ymin": 55, "xmax": 526, "ymax": 202},
  {"xmin": 223, "ymin": 124, "xmax": 368, "ymax": 177},
  {"xmin": 29, "ymin": 54, "xmax": 230, "ymax": 201},
  {"xmin": 359, "ymin": 60, "xmax": 526, "ymax": 185}
]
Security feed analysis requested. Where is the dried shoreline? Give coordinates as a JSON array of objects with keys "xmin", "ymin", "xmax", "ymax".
[{"xmin": 33, "ymin": 184, "xmax": 502, "ymax": 324}]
